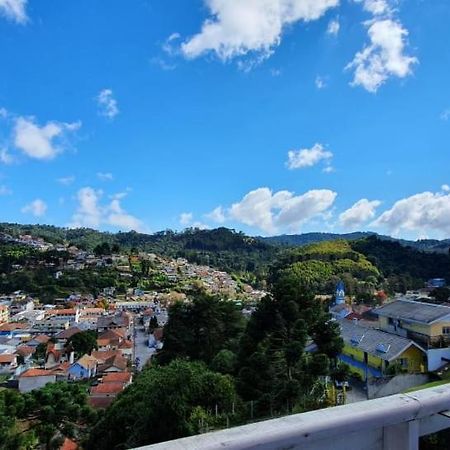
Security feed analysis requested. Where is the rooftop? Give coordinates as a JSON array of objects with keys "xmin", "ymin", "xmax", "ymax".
[
  {"xmin": 339, "ymin": 319, "xmax": 425, "ymax": 362},
  {"xmin": 375, "ymin": 299, "xmax": 450, "ymax": 324}
]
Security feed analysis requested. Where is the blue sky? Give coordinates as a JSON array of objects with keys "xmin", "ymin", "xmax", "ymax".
[{"xmin": 0, "ymin": 0, "xmax": 450, "ymax": 239}]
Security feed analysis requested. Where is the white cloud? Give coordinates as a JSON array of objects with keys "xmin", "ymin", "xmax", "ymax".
[
  {"xmin": 347, "ymin": 19, "xmax": 417, "ymax": 93},
  {"xmin": 96, "ymin": 89, "xmax": 119, "ymax": 119},
  {"xmin": 229, "ymin": 187, "xmax": 337, "ymax": 234},
  {"xmin": 180, "ymin": 212, "xmax": 193, "ymax": 226},
  {"xmin": 21, "ymin": 199, "xmax": 47, "ymax": 217},
  {"xmin": 0, "ymin": 185, "xmax": 12, "ymax": 196},
  {"xmin": 287, "ymin": 143, "xmax": 333, "ymax": 170},
  {"xmin": 192, "ymin": 222, "xmax": 210, "ymax": 230},
  {"xmin": 181, "ymin": 0, "xmax": 339, "ymax": 61},
  {"xmin": 206, "ymin": 206, "xmax": 226, "ymax": 223},
  {"xmin": 0, "ymin": 147, "xmax": 14, "ymax": 164},
  {"xmin": 97, "ymin": 172, "xmax": 114, "ymax": 181},
  {"xmin": 13, "ymin": 116, "xmax": 81, "ymax": 160},
  {"xmin": 0, "ymin": 0, "xmax": 28, "ymax": 24},
  {"xmin": 441, "ymin": 184, "xmax": 450, "ymax": 193},
  {"xmin": 0, "ymin": 107, "xmax": 8, "ymax": 118},
  {"xmin": 354, "ymin": 0, "xmax": 391, "ymax": 16},
  {"xmin": 327, "ymin": 18, "xmax": 340, "ymax": 36},
  {"xmin": 163, "ymin": 32, "xmax": 181, "ymax": 56},
  {"xmin": 70, "ymin": 187, "xmax": 144, "ymax": 231},
  {"xmin": 373, "ymin": 191, "xmax": 450, "ymax": 236},
  {"xmin": 57, "ymin": 176, "xmax": 75, "ymax": 186},
  {"xmin": 440, "ymin": 109, "xmax": 450, "ymax": 121},
  {"xmin": 315, "ymin": 76, "xmax": 327, "ymax": 89},
  {"xmin": 339, "ymin": 198, "xmax": 381, "ymax": 229}
]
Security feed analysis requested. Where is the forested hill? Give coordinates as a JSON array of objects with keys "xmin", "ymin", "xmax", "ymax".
[
  {"xmin": 261, "ymin": 232, "xmax": 450, "ymax": 254},
  {"xmin": 0, "ymin": 224, "xmax": 278, "ymax": 280},
  {"xmin": 1, "ymin": 223, "xmax": 449, "ymax": 290}
]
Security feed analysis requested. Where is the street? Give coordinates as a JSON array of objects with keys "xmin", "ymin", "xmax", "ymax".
[{"xmin": 134, "ymin": 324, "xmax": 156, "ymax": 370}]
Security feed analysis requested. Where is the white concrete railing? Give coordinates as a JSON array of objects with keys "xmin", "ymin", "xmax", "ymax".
[{"xmin": 136, "ymin": 384, "xmax": 450, "ymax": 450}]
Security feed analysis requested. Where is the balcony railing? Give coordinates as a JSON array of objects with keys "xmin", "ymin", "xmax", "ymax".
[{"xmin": 136, "ymin": 384, "xmax": 450, "ymax": 450}]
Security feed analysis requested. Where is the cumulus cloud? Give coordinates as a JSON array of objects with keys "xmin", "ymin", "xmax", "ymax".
[
  {"xmin": 287, "ymin": 143, "xmax": 333, "ymax": 170},
  {"xmin": 327, "ymin": 18, "xmax": 340, "ymax": 36},
  {"xmin": 96, "ymin": 89, "xmax": 119, "ymax": 119},
  {"xmin": 181, "ymin": 0, "xmax": 339, "ymax": 61},
  {"xmin": 339, "ymin": 198, "xmax": 381, "ymax": 229},
  {"xmin": 57, "ymin": 176, "xmax": 75, "ymax": 186},
  {"xmin": 70, "ymin": 187, "xmax": 144, "ymax": 231},
  {"xmin": 97, "ymin": 172, "xmax": 114, "ymax": 181},
  {"xmin": 347, "ymin": 19, "xmax": 417, "ymax": 92},
  {"xmin": 373, "ymin": 191, "xmax": 450, "ymax": 236},
  {"xmin": 21, "ymin": 199, "xmax": 47, "ymax": 217},
  {"xmin": 354, "ymin": 0, "xmax": 391, "ymax": 16},
  {"xmin": 0, "ymin": 0, "xmax": 28, "ymax": 24},
  {"xmin": 180, "ymin": 212, "xmax": 193, "ymax": 226},
  {"xmin": 206, "ymin": 206, "xmax": 226, "ymax": 223},
  {"xmin": 442, "ymin": 184, "xmax": 450, "ymax": 193},
  {"xmin": 229, "ymin": 187, "xmax": 337, "ymax": 234},
  {"xmin": 13, "ymin": 116, "xmax": 81, "ymax": 160}
]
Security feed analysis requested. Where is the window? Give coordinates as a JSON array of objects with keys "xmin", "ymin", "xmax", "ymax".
[
  {"xmin": 398, "ymin": 358, "xmax": 409, "ymax": 368},
  {"xmin": 442, "ymin": 327, "xmax": 450, "ymax": 335}
]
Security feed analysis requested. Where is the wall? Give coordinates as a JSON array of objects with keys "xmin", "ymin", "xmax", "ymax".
[
  {"xmin": 367, "ymin": 374, "xmax": 429, "ymax": 399},
  {"xmin": 19, "ymin": 375, "xmax": 56, "ymax": 393}
]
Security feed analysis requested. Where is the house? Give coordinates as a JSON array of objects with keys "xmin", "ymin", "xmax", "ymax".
[
  {"xmin": 375, "ymin": 299, "xmax": 450, "ymax": 347},
  {"xmin": 97, "ymin": 311, "xmax": 131, "ymax": 333},
  {"xmin": 89, "ymin": 382, "xmax": 125, "ymax": 409},
  {"xmin": 54, "ymin": 327, "xmax": 82, "ymax": 344},
  {"xmin": 0, "ymin": 353, "xmax": 18, "ymax": 373},
  {"xmin": 92, "ymin": 350, "xmax": 128, "ymax": 373},
  {"xmin": 0, "ymin": 304, "xmax": 9, "ymax": 323},
  {"xmin": 102, "ymin": 371, "xmax": 132, "ymax": 385},
  {"xmin": 18, "ymin": 368, "xmax": 57, "ymax": 393},
  {"xmin": 338, "ymin": 319, "xmax": 426, "ymax": 381},
  {"xmin": 15, "ymin": 345, "xmax": 35, "ymax": 363},
  {"xmin": 68, "ymin": 354, "xmax": 97, "ymax": 380},
  {"xmin": 27, "ymin": 334, "xmax": 51, "ymax": 348},
  {"xmin": 44, "ymin": 308, "xmax": 80, "ymax": 324},
  {"xmin": 96, "ymin": 329, "xmax": 125, "ymax": 351}
]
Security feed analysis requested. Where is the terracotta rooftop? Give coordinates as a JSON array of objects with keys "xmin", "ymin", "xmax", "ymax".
[
  {"xmin": 0, "ymin": 323, "xmax": 28, "ymax": 331},
  {"xmin": 0, "ymin": 353, "xmax": 16, "ymax": 363},
  {"xmin": 102, "ymin": 372, "xmax": 132, "ymax": 383},
  {"xmin": 19, "ymin": 368, "xmax": 55, "ymax": 378},
  {"xmin": 60, "ymin": 437, "xmax": 78, "ymax": 450},
  {"xmin": 55, "ymin": 327, "xmax": 82, "ymax": 340},
  {"xmin": 91, "ymin": 381, "xmax": 125, "ymax": 395},
  {"xmin": 16, "ymin": 345, "xmax": 35, "ymax": 357}
]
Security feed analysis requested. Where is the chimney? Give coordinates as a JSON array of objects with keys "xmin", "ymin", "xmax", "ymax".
[{"xmin": 69, "ymin": 351, "xmax": 75, "ymax": 364}]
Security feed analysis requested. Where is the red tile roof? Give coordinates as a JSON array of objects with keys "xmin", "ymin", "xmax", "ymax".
[
  {"xmin": 60, "ymin": 437, "xmax": 78, "ymax": 450},
  {"xmin": 19, "ymin": 368, "xmax": 54, "ymax": 378},
  {"xmin": 0, "ymin": 323, "xmax": 28, "ymax": 331},
  {"xmin": 91, "ymin": 382, "xmax": 125, "ymax": 395},
  {"xmin": 16, "ymin": 345, "xmax": 35, "ymax": 357},
  {"xmin": 0, "ymin": 354, "xmax": 16, "ymax": 363},
  {"xmin": 102, "ymin": 372, "xmax": 132, "ymax": 383}
]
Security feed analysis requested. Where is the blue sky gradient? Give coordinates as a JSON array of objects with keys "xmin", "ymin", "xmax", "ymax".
[{"xmin": 0, "ymin": 0, "xmax": 449, "ymax": 239}]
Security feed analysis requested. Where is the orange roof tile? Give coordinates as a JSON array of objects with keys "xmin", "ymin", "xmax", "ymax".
[
  {"xmin": 60, "ymin": 437, "xmax": 78, "ymax": 450},
  {"xmin": 91, "ymin": 382, "xmax": 125, "ymax": 395},
  {"xmin": 0, "ymin": 354, "xmax": 16, "ymax": 363},
  {"xmin": 20, "ymin": 368, "xmax": 55, "ymax": 378},
  {"xmin": 102, "ymin": 372, "xmax": 132, "ymax": 384}
]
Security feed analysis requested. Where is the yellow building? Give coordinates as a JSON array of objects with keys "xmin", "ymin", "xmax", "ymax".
[
  {"xmin": 0, "ymin": 304, "xmax": 9, "ymax": 324},
  {"xmin": 339, "ymin": 319, "xmax": 426, "ymax": 381},
  {"xmin": 375, "ymin": 299, "xmax": 450, "ymax": 348}
]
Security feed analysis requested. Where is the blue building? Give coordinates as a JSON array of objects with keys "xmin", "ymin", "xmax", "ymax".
[{"xmin": 68, "ymin": 354, "xmax": 97, "ymax": 380}]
